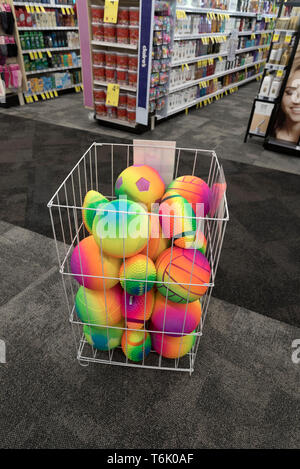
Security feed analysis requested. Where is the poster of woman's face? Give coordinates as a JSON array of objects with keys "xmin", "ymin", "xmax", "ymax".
[{"xmin": 273, "ymin": 44, "xmax": 300, "ymax": 144}]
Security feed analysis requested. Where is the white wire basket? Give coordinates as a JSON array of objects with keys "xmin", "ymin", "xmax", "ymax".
[{"xmin": 48, "ymin": 142, "xmax": 229, "ymax": 375}]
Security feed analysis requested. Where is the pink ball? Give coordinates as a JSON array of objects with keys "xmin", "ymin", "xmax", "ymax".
[
  {"xmin": 121, "ymin": 290, "xmax": 155, "ymax": 330},
  {"xmin": 151, "ymin": 292, "xmax": 202, "ymax": 335}
]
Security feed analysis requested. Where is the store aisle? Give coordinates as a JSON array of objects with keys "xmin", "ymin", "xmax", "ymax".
[{"xmin": 1, "ymin": 82, "xmax": 300, "ymax": 175}]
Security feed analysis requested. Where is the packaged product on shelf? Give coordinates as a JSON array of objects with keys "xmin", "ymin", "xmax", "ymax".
[
  {"xmin": 92, "ymin": 23, "xmax": 104, "ymax": 41},
  {"xmin": 118, "ymin": 7, "xmax": 129, "ymax": 25},
  {"xmin": 103, "ymin": 23, "xmax": 116, "ymax": 43},
  {"xmin": 116, "ymin": 68, "xmax": 128, "ymax": 85},
  {"xmin": 116, "ymin": 24, "xmax": 129, "ymax": 44},
  {"xmin": 106, "ymin": 105, "xmax": 117, "ymax": 118},
  {"xmin": 127, "ymin": 93, "xmax": 136, "ymax": 109},
  {"xmin": 117, "ymin": 106, "xmax": 127, "ymax": 120},
  {"xmin": 105, "ymin": 66, "xmax": 116, "ymax": 83},
  {"xmin": 119, "ymin": 92, "xmax": 127, "ymax": 106},
  {"xmin": 127, "ymin": 107, "xmax": 136, "ymax": 123},
  {"xmin": 91, "ymin": 5, "xmax": 104, "ymax": 24},
  {"xmin": 93, "ymin": 49, "xmax": 105, "ymax": 66},
  {"xmin": 116, "ymin": 52, "xmax": 128, "ymax": 69},
  {"xmin": 93, "ymin": 64, "xmax": 105, "ymax": 81},
  {"xmin": 128, "ymin": 54, "xmax": 138, "ymax": 71},
  {"xmin": 94, "ymin": 87, "xmax": 106, "ymax": 101},
  {"xmin": 129, "ymin": 25, "xmax": 139, "ymax": 45},
  {"xmin": 95, "ymin": 101, "xmax": 106, "ymax": 115},
  {"xmin": 128, "ymin": 69, "xmax": 137, "ymax": 87},
  {"xmin": 105, "ymin": 51, "xmax": 116, "ymax": 67},
  {"xmin": 129, "ymin": 7, "xmax": 139, "ymax": 26}
]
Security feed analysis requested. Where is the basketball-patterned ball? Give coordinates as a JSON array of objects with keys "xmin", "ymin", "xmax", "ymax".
[
  {"xmin": 119, "ymin": 254, "xmax": 156, "ymax": 295},
  {"xmin": 82, "ymin": 190, "xmax": 109, "ymax": 234},
  {"xmin": 159, "ymin": 193, "xmax": 196, "ymax": 240},
  {"xmin": 84, "ymin": 320, "xmax": 124, "ymax": 351},
  {"xmin": 151, "ymin": 291, "xmax": 202, "ymax": 335},
  {"xmin": 121, "ymin": 330, "xmax": 152, "ymax": 362},
  {"xmin": 155, "ymin": 246, "xmax": 211, "ymax": 303},
  {"xmin": 151, "ymin": 327, "xmax": 196, "ymax": 359},
  {"xmin": 70, "ymin": 235, "xmax": 121, "ymax": 290},
  {"xmin": 75, "ymin": 283, "xmax": 123, "ymax": 326},
  {"xmin": 92, "ymin": 198, "xmax": 149, "ymax": 258},
  {"xmin": 115, "ymin": 165, "xmax": 165, "ymax": 210},
  {"xmin": 122, "ymin": 289, "xmax": 155, "ymax": 329},
  {"xmin": 167, "ymin": 175, "xmax": 212, "ymax": 217}
]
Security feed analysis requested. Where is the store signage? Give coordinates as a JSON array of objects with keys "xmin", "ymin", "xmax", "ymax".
[{"xmin": 136, "ymin": 0, "xmax": 154, "ymax": 125}]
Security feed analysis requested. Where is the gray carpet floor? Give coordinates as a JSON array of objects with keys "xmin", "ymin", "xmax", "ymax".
[{"xmin": 0, "ymin": 220, "xmax": 299, "ymax": 448}]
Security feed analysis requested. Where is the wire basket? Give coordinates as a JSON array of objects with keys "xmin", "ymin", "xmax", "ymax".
[{"xmin": 48, "ymin": 142, "xmax": 229, "ymax": 375}]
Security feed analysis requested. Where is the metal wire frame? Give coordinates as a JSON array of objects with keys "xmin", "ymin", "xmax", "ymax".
[{"xmin": 48, "ymin": 143, "xmax": 229, "ymax": 375}]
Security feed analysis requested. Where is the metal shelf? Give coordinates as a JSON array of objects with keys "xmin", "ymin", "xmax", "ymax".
[
  {"xmin": 174, "ymin": 32, "xmax": 229, "ymax": 41},
  {"xmin": 169, "ymin": 60, "xmax": 265, "ymax": 94},
  {"xmin": 236, "ymin": 44, "xmax": 270, "ymax": 53},
  {"xmin": 171, "ymin": 51, "xmax": 228, "ymax": 68},
  {"xmin": 93, "ymin": 80, "xmax": 136, "ymax": 92},
  {"xmin": 161, "ymin": 73, "xmax": 263, "ymax": 119},
  {"xmin": 14, "ymin": 2, "xmax": 75, "ymax": 8},
  {"xmin": 25, "ymin": 82, "xmax": 82, "ymax": 97},
  {"xmin": 26, "ymin": 64, "xmax": 81, "ymax": 75},
  {"xmin": 265, "ymin": 63, "xmax": 287, "ymax": 71},
  {"xmin": 19, "ymin": 26, "xmax": 78, "ymax": 31},
  {"xmin": 237, "ymin": 30, "xmax": 273, "ymax": 36},
  {"xmin": 22, "ymin": 46, "xmax": 80, "ymax": 54},
  {"xmin": 95, "ymin": 114, "xmax": 136, "ymax": 128},
  {"xmin": 175, "ymin": 6, "xmax": 277, "ymax": 18},
  {"xmin": 91, "ymin": 40, "xmax": 138, "ymax": 50}
]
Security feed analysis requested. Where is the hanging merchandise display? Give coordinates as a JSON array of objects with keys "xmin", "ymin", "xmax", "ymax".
[
  {"xmin": 12, "ymin": 0, "xmax": 82, "ymax": 103},
  {"xmin": 78, "ymin": 0, "xmax": 278, "ymax": 129},
  {"xmin": 245, "ymin": 1, "xmax": 300, "ymax": 155},
  {"xmin": 0, "ymin": 0, "xmax": 26, "ymax": 105}
]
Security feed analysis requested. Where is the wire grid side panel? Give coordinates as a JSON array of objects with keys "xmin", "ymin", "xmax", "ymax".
[{"xmin": 48, "ymin": 143, "xmax": 228, "ymax": 373}]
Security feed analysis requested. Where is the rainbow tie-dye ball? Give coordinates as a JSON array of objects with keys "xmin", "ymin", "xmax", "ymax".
[
  {"xmin": 84, "ymin": 320, "xmax": 124, "ymax": 351},
  {"xmin": 121, "ymin": 330, "xmax": 152, "ymax": 362},
  {"xmin": 119, "ymin": 254, "xmax": 156, "ymax": 296}
]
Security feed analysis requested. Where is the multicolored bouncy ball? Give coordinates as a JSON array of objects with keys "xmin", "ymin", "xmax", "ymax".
[
  {"xmin": 166, "ymin": 175, "xmax": 212, "ymax": 217},
  {"xmin": 174, "ymin": 230, "xmax": 207, "ymax": 255},
  {"xmin": 121, "ymin": 289, "xmax": 155, "ymax": 330},
  {"xmin": 155, "ymin": 247, "xmax": 211, "ymax": 303},
  {"xmin": 84, "ymin": 320, "xmax": 124, "ymax": 351},
  {"xmin": 121, "ymin": 330, "xmax": 152, "ymax": 362},
  {"xmin": 141, "ymin": 225, "xmax": 171, "ymax": 261},
  {"xmin": 151, "ymin": 291, "xmax": 202, "ymax": 335},
  {"xmin": 70, "ymin": 235, "xmax": 121, "ymax": 290},
  {"xmin": 119, "ymin": 254, "xmax": 156, "ymax": 295},
  {"xmin": 75, "ymin": 284, "xmax": 123, "ymax": 326},
  {"xmin": 159, "ymin": 193, "xmax": 196, "ymax": 239},
  {"xmin": 115, "ymin": 164, "xmax": 165, "ymax": 211},
  {"xmin": 82, "ymin": 190, "xmax": 109, "ymax": 234},
  {"xmin": 150, "ymin": 327, "xmax": 196, "ymax": 359},
  {"xmin": 92, "ymin": 198, "xmax": 149, "ymax": 258}
]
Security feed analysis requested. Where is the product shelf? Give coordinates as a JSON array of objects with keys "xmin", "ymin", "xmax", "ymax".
[
  {"xmin": 236, "ymin": 44, "xmax": 270, "ymax": 53},
  {"xmin": 265, "ymin": 63, "xmax": 287, "ymax": 70},
  {"xmin": 169, "ymin": 59, "xmax": 266, "ymax": 94},
  {"xmin": 160, "ymin": 72, "xmax": 263, "ymax": 119},
  {"xmin": 95, "ymin": 114, "xmax": 136, "ymax": 128},
  {"xmin": 274, "ymin": 29, "xmax": 297, "ymax": 34},
  {"xmin": 26, "ymin": 64, "xmax": 81, "ymax": 75},
  {"xmin": 25, "ymin": 82, "xmax": 82, "ymax": 97},
  {"xmin": 171, "ymin": 51, "xmax": 228, "ymax": 67},
  {"xmin": 174, "ymin": 32, "xmax": 229, "ymax": 41},
  {"xmin": 13, "ymin": 2, "xmax": 75, "ymax": 8},
  {"xmin": 175, "ymin": 6, "xmax": 277, "ymax": 18},
  {"xmin": 93, "ymin": 80, "xmax": 136, "ymax": 93},
  {"xmin": 19, "ymin": 26, "xmax": 78, "ymax": 31},
  {"xmin": 91, "ymin": 39, "xmax": 138, "ymax": 50},
  {"xmin": 237, "ymin": 30, "xmax": 273, "ymax": 36},
  {"xmin": 22, "ymin": 46, "xmax": 80, "ymax": 53}
]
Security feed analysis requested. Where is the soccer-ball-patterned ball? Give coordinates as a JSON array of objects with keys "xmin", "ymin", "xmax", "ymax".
[{"xmin": 115, "ymin": 164, "xmax": 165, "ymax": 211}]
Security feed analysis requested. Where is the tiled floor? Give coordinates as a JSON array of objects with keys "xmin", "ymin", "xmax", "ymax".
[{"xmin": 1, "ymin": 81, "xmax": 300, "ymax": 175}]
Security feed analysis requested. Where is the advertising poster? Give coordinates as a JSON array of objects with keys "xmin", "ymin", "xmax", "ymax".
[{"xmin": 270, "ymin": 42, "xmax": 300, "ymax": 145}]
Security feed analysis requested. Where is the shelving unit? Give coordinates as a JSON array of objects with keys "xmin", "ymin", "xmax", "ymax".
[
  {"xmin": 12, "ymin": 0, "xmax": 82, "ymax": 102},
  {"xmin": 77, "ymin": 0, "xmax": 278, "ymax": 130},
  {"xmin": 244, "ymin": 0, "xmax": 300, "ymax": 155}
]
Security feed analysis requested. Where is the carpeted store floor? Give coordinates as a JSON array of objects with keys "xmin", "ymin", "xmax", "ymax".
[{"xmin": 0, "ymin": 94, "xmax": 300, "ymax": 448}]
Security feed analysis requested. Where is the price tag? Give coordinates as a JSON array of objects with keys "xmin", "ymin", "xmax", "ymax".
[
  {"xmin": 61, "ymin": 7, "xmax": 66, "ymax": 15},
  {"xmin": 199, "ymin": 101, "xmax": 202, "ymax": 108},
  {"xmin": 285, "ymin": 34, "xmax": 292, "ymax": 44},
  {"xmin": 38, "ymin": 51, "xmax": 43, "ymax": 59},
  {"xmin": 277, "ymin": 69, "xmax": 284, "ymax": 77},
  {"xmin": 106, "ymin": 83, "xmax": 120, "ymax": 106},
  {"xmin": 176, "ymin": 10, "xmax": 186, "ymax": 20},
  {"xmin": 33, "ymin": 94, "xmax": 38, "ymax": 102},
  {"xmin": 33, "ymin": 52, "xmax": 38, "ymax": 59},
  {"xmin": 273, "ymin": 33, "xmax": 279, "ymax": 42},
  {"xmin": 218, "ymin": 56, "xmax": 223, "ymax": 62},
  {"xmin": 41, "ymin": 93, "xmax": 46, "ymax": 100},
  {"xmin": 41, "ymin": 6, "xmax": 46, "ymax": 13},
  {"xmin": 30, "ymin": 6, "xmax": 35, "ymax": 13},
  {"xmin": 49, "ymin": 91, "xmax": 54, "ymax": 98},
  {"xmin": 29, "ymin": 52, "xmax": 34, "ymax": 60},
  {"xmin": 25, "ymin": 96, "xmax": 30, "ymax": 103},
  {"xmin": 265, "ymin": 17, "xmax": 270, "ymax": 23},
  {"xmin": 185, "ymin": 108, "xmax": 188, "ymax": 115},
  {"xmin": 54, "ymin": 90, "xmax": 58, "ymax": 97},
  {"xmin": 225, "ymin": 90, "xmax": 228, "ymax": 95},
  {"xmin": 45, "ymin": 91, "xmax": 50, "ymax": 99},
  {"xmin": 251, "ymin": 34, "xmax": 256, "ymax": 40},
  {"xmin": 25, "ymin": 5, "xmax": 30, "ymax": 13},
  {"xmin": 71, "ymin": 8, "xmax": 75, "ymax": 15},
  {"xmin": 104, "ymin": 0, "xmax": 119, "ymax": 24},
  {"xmin": 47, "ymin": 50, "xmax": 52, "ymax": 58},
  {"xmin": 66, "ymin": 7, "xmax": 70, "ymax": 15},
  {"xmin": 81, "ymin": 84, "xmax": 84, "ymax": 90},
  {"xmin": 36, "ymin": 6, "xmax": 40, "ymax": 13}
]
